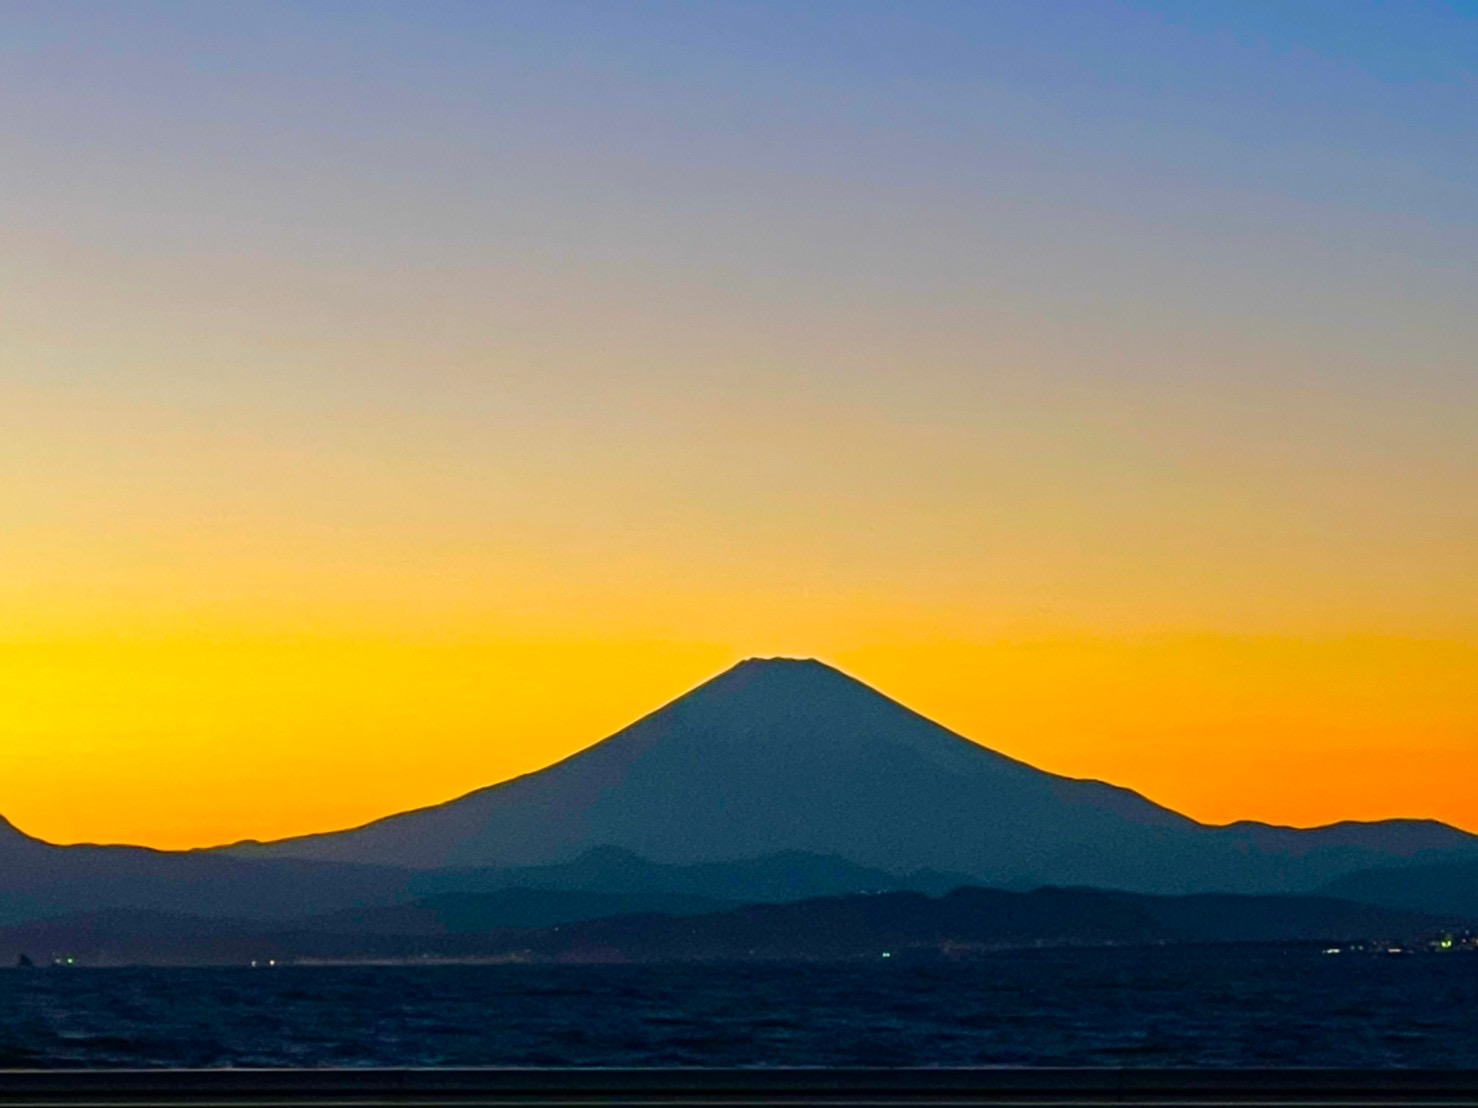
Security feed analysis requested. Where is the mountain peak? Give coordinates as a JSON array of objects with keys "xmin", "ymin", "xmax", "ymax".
[
  {"xmin": 689, "ymin": 656, "xmax": 893, "ymax": 718},
  {"xmin": 732, "ymin": 656, "xmax": 834, "ymax": 672},
  {"xmin": 715, "ymin": 656, "xmax": 859, "ymax": 688}
]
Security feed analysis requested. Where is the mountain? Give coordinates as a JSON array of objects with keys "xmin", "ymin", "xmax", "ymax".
[
  {"xmin": 0, "ymin": 813, "xmax": 971, "ymax": 930},
  {"xmin": 0, "ymin": 816, "xmax": 417, "ymax": 927},
  {"xmin": 406, "ymin": 847, "xmax": 979, "ymax": 902},
  {"xmin": 224, "ymin": 658, "xmax": 1478, "ymax": 893},
  {"xmin": 0, "ymin": 792, "xmax": 977, "ymax": 929},
  {"xmin": 5, "ymin": 886, "xmax": 1463, "ymax": 966},
  {"xmin": 1320, "ymin": 860, "xmax": 1478, "ymax": 919}
]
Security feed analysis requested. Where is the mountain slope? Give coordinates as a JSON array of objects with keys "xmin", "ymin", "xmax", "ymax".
[
  {"xmin": 1320, "ymin": 860, "xmax": 1478, "ymax": 918},
  {"xmin": 225, "ymin": 658, "xmax": 1478, "ymax": 893},
  {"xmin": 0, "ymin": 817, "xmax": 416, "ymax": 926},
  {"xmin": 0, "ymin": 816, "xmax": 977, "ymax": 930},
  {"xmin": 406, "ymin": 847, "xmax": 979, "ymax": 901}
]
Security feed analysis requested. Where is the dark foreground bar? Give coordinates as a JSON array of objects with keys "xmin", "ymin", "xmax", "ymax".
[{"xmin": 2, "ymin": 1070, "xmax": 1478, "ymax": 1108}]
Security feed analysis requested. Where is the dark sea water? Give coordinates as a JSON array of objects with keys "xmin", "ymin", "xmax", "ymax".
[{"xmin": 1, "ymin": 947, "xmax": 1475, "ymax": 1069}]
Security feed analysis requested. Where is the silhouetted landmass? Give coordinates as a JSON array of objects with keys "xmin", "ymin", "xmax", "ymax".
[
  {"xmin": 302, "ymin": 888, "xmax": 734, "ymax": 934},
  {"xmin": 0, "ymin": 814, "xmax": 414, "ymax": 927},
  {"xmin": 0, "ymin": 815, "xmax": 972, "ymax": 930},
  {"xmin": 1321, "ymin": 860, "xmax": 1478, "ymax": 919},
  {"xmin": 493, "ymin": 887, "xmax": 1470, "ymax": 963},
  {"xmin": 4, "ymin": 660, "xmax": 1476, "ymax": 938},
  {"xmin": 0, "ymin": 885, "xmax": 1465, "ymax": 966},
  {"xmin": 407, "ymin": 846, "xmax": 979, "ymax": 901},
  {"xmin": 224, "ymin": 659, "xmax": 1478, "ymax": 895}
]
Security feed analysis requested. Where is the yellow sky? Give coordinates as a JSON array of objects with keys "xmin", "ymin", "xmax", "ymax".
[
  {"xmin": 2, "ymin": 322, "xmax": 1475, "ymax": 849},
  {"xmin": 3, "ymin": 318, "xmax": 1474, "ymax": 848},
  {"xmin": 3, "ymin": 4, "xmax": 1476, "ymax": 850},
  {"xmin": 2, "ymin": 633, "xmax": 1474, "ymax": 849}
]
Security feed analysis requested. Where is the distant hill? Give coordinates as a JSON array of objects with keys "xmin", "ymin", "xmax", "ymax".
[
  {"xmin": 302, "ymin": 888, "xmax": 734, "ymax": 935},
  {"xmin": 1321, "ymin": 860, "xmax": 1478, "ymax": 919},
  {"xmin": 0, "ymin": 815, "xmax": 414, "ymax": 927},
  {"xmin": 513, "ymin": 886, "xmax": 1466, "ymax": 963},
  {"xmin": 2, "ymin": 885, "xmax": 1463, "ymax": 966},
  {"xmin": 0, "ymin": 816, "xmax": 972, "ymax": 930},
  {"xmin": 408, "ymin": 847, "xmax": 979, "ymax": 902},
  {"xmin": 224, "ymin": 658, "xmax": 1478, "ymax": 894}
]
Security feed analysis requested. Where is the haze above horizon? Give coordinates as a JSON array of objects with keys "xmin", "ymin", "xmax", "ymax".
[{"xmin": 3, "ymin": 1, "xmax": 1475, "ymax": 848}]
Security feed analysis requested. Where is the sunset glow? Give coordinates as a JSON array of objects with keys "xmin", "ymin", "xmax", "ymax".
[{"xmin": 2, "ymin": 2, "xmax": 1474, "ymax": 848}]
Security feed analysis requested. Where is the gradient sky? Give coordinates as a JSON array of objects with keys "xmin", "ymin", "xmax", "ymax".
[{"xmin": 2, "ymin": 0, "xmax": 1475, "ymax": 849}]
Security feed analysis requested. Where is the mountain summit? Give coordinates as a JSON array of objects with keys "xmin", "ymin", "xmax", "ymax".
[{"xmin": 227, "ymin": 659, "xmax": 1478, "ymax": 892}]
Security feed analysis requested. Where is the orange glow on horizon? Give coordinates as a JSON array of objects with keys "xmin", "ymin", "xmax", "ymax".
[{"xmin": 2, "ymin": 635, "xmax": 1473, "ymax": 850}]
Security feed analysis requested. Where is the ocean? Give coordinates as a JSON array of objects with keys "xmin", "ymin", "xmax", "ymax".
[{"xmin": 1, "ymin": 946, "xmax": 1474, "ymax": 1069}]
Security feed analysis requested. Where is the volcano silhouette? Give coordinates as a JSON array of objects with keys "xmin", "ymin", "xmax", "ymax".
[{"xmin": 228, "ymin": 658, "xmax": 1478, "ymax": 893}]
